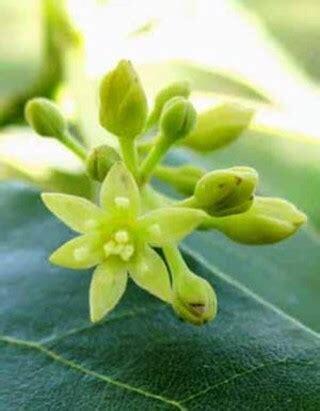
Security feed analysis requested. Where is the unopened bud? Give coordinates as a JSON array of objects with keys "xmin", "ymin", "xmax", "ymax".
[
  {"xmin": 99, "ymin": 60, "xmax": 148, "ymax": 138},
  {"xmin": 183, "ymin": 102, "xmax": 254, "ymax": 152},
  {"xmin": 194, "ymin": 166, "xmax": 258, "ymax": 216},
  {"xmin": 160, "ymin": 97, "xmax": 197, "ymax": 142},
  {"xmin": 172, "ymin": 270, "xmax": 217, "ymax": 326},
  {"xmin": 25, "ymin": 98, "xmax": 67, "ymax": 138},
  {"xmin": 147, "ymin": 81, "xmax": 191, "ymax": 128},
  {"xmin": 214, "ymin": 196, "xmax": 307, "ymax": 244},
  {"xmin": 86, "ymin": 145, "xmax": 121, "ymax": 182}
]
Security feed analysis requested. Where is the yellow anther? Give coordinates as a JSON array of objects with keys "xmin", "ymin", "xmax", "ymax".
[
  {"xmin": 104, "ymin": 240, "xmax": 116, "ymax": 257},
  {"xmin": 114, "ymin": 196, "xmax": 130, "ymax": 208},
  {"xmin": 120, "ymin": 245, "xmax": 135, "ymax": 261},
  {"xmin": 74, "ymin": 246, "xmax": 89, "ymax": 261},
  {"xmin": 114, "ymin": 230, "xmax": 129, "ymax": 244}
]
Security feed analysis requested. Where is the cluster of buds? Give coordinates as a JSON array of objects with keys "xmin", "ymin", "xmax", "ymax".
[{"xmin": 25, "ymin": 60, "xmax": 306, "ymax": 326}]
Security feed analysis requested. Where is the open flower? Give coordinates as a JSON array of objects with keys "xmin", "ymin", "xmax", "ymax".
[{"xmin": 42, "ymin": 162, "xmax": 205, "ymax": 322}]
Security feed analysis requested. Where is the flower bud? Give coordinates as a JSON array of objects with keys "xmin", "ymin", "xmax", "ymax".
[
  {"xmin": 25, "ymin": 98, "xmax": 67, "ymax": 138},
  {"xmin": 86, "ymin": 145, "xmax": 121, "ymax": 182},
  {"xmin": 183, "ymin": 102, "xmax": 254, "ymax": 152},
  {"xmin": 214, "ymin": 196, "xmax": 307, "ymax": 245},
  {"xmin": 172, "ymin": 270, "xmax": 217, "ymax": 326},
  {"xmin": 160, "ymin": 97, "xmax": 197, "ymax": 142},
  {"xmin": 147, "ymin": 81, "xmax": 191, "ymax": 128},
  {"xmin": 99, "ymin": 60, "xmax": 148, "ymax": 139},
  {"xmin": 194, "ymin": 166, "xmax": 258, "ymax": 216}
]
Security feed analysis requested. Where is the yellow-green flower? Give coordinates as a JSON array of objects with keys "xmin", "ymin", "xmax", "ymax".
[{"xmin": 42, "ymin": 162, "xmax": 205, "ymax": 322}]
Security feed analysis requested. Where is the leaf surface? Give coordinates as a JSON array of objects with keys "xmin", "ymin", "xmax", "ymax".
[{"xmin": 1, "ymin": 183, "xmax": 320, "ymax": 410}]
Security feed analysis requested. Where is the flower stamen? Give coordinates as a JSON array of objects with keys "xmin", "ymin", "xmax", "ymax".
[
  {"xmin": 115, "ymin": 230, "xmax": 129, "ymax": 243},
  {"xmin": 104, "ymin": 229, "xmax": 135, "ymax": 261}
]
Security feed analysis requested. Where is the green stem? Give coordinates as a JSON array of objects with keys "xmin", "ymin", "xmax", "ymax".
[
  {"xmin": 59, "ymin": 130, "xmax": 87, "ymax": 161},
  {"xmin": 139, "ymin": 135, "xmax": 169, "ymax": 184},
  {"xmin": 119, "ymin": 137, "xmax": 139, "ymax": 179},
  {"xmin": 137, "ymin": 139, "xmax": 154, "ymax": 155},
  {"xmin": 174, "ymin": 196, "xmax": 198, "ymax": 208},
  {"xmin": 163, "ymin": 244, "xmax": 187, "ymax": 284},
  {"xmin": 199, "ymin": 215, "xmax": 220, "ymax": 230}
]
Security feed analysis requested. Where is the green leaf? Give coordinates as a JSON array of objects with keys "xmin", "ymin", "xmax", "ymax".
[
  {"xmin": 140, "ymin": 61, "xmax": 271, "ymax": 104},
  {"xmin": 0, "ymin": 128, "xmax": 93, "ymax": 198},
  {"xmin": 241, "ymin": 0, "xmax": 320, "ymax": 81},
  {"xmin": 0, "ymin": 0, "xmax": 41, "ymax": 101},
  {"xmin": 1, "ymin": 183, "xmax": 320, "ymax": 409}
]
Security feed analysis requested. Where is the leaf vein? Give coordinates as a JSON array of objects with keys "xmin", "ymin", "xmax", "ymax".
[
  {"xmin": 181, "ymin": 245, "xmax": 320, "ymax": 341},
  {"xmin": 40, "ymin": 304, "xmax": 163, "ymax": 345},
  {"xmin": 0, "ymin": 334, "xmax": 185, "ymax": 411},
  {"xmin": 181, "ymin": 357, "xmax": 316, "ymax": 404}
]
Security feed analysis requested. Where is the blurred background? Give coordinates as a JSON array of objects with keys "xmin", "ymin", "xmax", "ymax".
[
  {"xmin": 1, "ymin": 0, "xmax": 320, "ymax": 216},
  {"xmin": 1, "ymin": 0, "xmax": 320, "ymax": 330}
]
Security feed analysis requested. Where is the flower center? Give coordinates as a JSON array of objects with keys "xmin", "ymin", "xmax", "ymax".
[{"xmin": 103, "ymin": 229, "xmax": 135, "ymax": 262}]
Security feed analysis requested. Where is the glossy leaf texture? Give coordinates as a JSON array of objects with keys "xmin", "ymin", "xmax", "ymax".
[{"xmin": 1, "ymin": 183, "xmax": 320, "ymax": 410}]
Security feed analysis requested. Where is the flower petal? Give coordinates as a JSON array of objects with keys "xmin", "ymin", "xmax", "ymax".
[
  {"xmin": 49, "ymin": 233, "xmax": 104, "ymax": 269},
  {"xmin": 89, "ymin": 261, "xmax": 127, "ymax": 322},
  {"xmin": 99, "ymin": 162, "xmax": 140, "ymax": 217},
  {"xmin": 42, "ymin": 193, "xmax": 104, "ymax": 233},
  {"xmin": 139, "ymin": 208, "xmax": 205, "ymax": 246},
  {"xmin": 130, "ymin": 246, "xmax": 172, "ymax": 302}
]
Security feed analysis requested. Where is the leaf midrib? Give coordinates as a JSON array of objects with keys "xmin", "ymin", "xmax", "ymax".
[
  {"xmin": 2, "ymin": 333, "xmax": 317, "ymax": 409},
  {"xmin": 0, "ymin": 334, "xmax": 185, "ymax": 411},
  {"xmin": 1, "ymin": 246, "xmax": 320, "ymax": 409}
]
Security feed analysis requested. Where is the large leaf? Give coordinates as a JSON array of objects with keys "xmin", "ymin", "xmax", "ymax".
[
  {"xmin": 0, "ymin": 128, "xmax": 93, "ymax": 198},
  {"xmin": 240, "ymin": 0, "xmax": 320, "ymax": 81},
  {"xmin": 1, "ymin": 183, "xmax": 320, "ymax": 409},
  {"xmin": 0, "ymin": 0, "xmax": 41, "ymax": 100}
]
